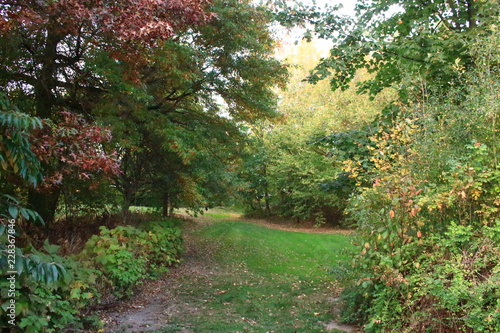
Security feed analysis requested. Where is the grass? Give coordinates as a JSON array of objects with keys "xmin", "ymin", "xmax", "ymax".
[{"xmin": 157, "ymin": 212, "xmax": 355, "ymax": 333}]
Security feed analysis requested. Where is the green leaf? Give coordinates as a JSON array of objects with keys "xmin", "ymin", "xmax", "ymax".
[
  {"xmin": 51, "ymin": 264, "xmax": 59, "ymax": 283},
  {"xmin": 43, "ymin": 239, "xmax": 60, "ymax": 255},
  {"xmin": 8, "ymin": 205, "xmax": 18, "ymax": 219},
  {"xmin": 20, "ymin": 207, "xmax": 30, "ymax": 220},
  {"xmin": 15, "ymin": 256, "xmax": 24, "ymax": 275}
]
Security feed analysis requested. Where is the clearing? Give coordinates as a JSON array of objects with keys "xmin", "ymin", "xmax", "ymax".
[{"xmin": 103, "ymin": 209, "xmax": 358, "ymax": 333}]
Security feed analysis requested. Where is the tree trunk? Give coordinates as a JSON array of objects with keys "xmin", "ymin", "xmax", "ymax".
[
  {"xmin": 262, "ymin": 164, "xmax": 271, "ymax": 215},
  {"xmin": 264, "ymin": 191, "xmax": 271, "ymax": 216},
  {"xmin": 35, "ymin": 28, "xmax": 61, "ymax": 119},
  {"xmin": 27, "ymin": 187, "xmax": 61, "ymax": 228},
  {"xmin": 120, "ymin": 182, "xmax": 136, "ymax": 216},
  {"xmin": 466, "ymin": 0, "xmax": 477, "ymax": 29},
  {"xmin": 163, "ymin": 193, "xmax": 171, "ymax": 217},
  {"xmin": 27, "ymin": 27, "xmax": 63, "ymax": 225}
]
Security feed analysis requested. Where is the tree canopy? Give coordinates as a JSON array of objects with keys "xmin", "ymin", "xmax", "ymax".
[
  {"xmin": 0, "ymin": 0, "xmax": 287, "ymax": 222},
  {"xmin": 290, "ymin": 0, "xmax": 500, "ymax": 99}
]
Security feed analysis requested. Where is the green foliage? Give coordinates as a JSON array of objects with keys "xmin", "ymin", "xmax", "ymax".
[
  {"xmin": 0, "ymin": 239, "xmax": 100, "ymax": 332},
  {"xmin": 341, "ymin": 134, "xmax": 500, "ymax": 332},
  {"xmin": 1, "ymin": 0, "xmax": 286, "ymax": 222},
  {"xmin": 237, "ymin": 137, "xmax": 271, "ymax": 214},
  {"xmin": 81, "ymin": 221, "xmax": 182, "ymax": 297},
  {"xmin": 1, "ymin": 218, "xmax": 183, "ymax": 331},
  {"xmin": 239, "ymin": 40, "xmax": 394, "ymax": 225},
  {"xmin": 0, "ymin": 93, "xmax": 43, "ymax": 186},
  {"xmin": 105, "ymin": 0, "xmax": 287, "ymax": 215},
  {"xmin": 338, "ymin": 32, "xmax": 500, "ymax": 332},
  {"xmin": 300, "ymin": 0, "xmax": 500, "ymax": 100},
  {"xmin": 0, "ymin": 194, "xmax": 42, "ymax": 224},
  {"xmin": 407, "ymin": 222, "xmax": 500, "ymax": 332},
  {"xmin": 0, "ymin": 93, "xmax": 44, "ymax": 223}
]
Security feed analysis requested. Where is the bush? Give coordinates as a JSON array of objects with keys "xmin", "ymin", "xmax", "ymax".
[
  {"xmin": 1, "ymin": 218, "xmax": 183, "ymax": 332},
  {"xmin": 342, "ymin": 124, "xmax": 500, "ymax": 331},
  {"xmin": 80, "ymin": 221, "xmax": 182, "ymax": 297},
  {"xmin": 407, "ymin": 222, "xmax": 500, "ymax": 332},
  {"xmin": 0, "ymin": 240, "xmax": 101, "ymax": 332},
  {"xmin": 337, "ymin": 31, "xmax": 500, "ymax": 328}
]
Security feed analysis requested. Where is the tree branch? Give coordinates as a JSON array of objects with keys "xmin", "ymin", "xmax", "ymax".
[{"xmin": 384, "ymin": 49, "xmax": 427, "ymax": 64}]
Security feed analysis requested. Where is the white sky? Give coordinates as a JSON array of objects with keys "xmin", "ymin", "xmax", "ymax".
[
  {"xmin": 310, "ymin": 0, "xmax": 356, "ymax": 16},
  {"xmin": 275, "ymin": 0, "xmax": 358, "ymax": 58}
]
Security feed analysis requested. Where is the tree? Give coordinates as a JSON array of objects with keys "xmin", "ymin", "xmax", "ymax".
[
  {"xmin": 0, "ymin": 0, "xmax": 212, "ymax": 118},
  {"xmin": 237, "ymin": 123, "xmax": 273, "ymax": 215},
  {"xmin": 286, "ymin": 0, "xmax": 499, "ymax": 99},
  {"xmin": 0, "ymin": 0, "xmax": 212, "ymax": 222},
  {"xmin": 239, "ymin": 40, "xmax": 394, "ymax": 223},
  {"xmin": 0, "ymin": 92, "xmax": 43, "ymax": 224},
  {"xmin": 29, "ymin": 111, "xmax": 120, "ymax": 223},
  {"xmin": 105, "ymin": 0, "xmax": 287, "ymax": 215}
]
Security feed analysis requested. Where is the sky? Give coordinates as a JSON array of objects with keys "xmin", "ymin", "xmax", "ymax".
[
  {"xmin": 275, "ymin": 0, "xmax": 358, "ymax": 57},
  {"xmin": 312, "ymin": 0, "xmax": 356, "ymax": 16}
]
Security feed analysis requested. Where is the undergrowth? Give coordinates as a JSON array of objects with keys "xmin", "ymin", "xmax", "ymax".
[{"xmin": 0, "ymin": 216, "xmax": 183, "ymax": 332}]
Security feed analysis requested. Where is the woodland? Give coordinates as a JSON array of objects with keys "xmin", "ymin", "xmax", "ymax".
[{"xmin": 0, "ymin": 0, "xmax": 500, "ymax": 332}]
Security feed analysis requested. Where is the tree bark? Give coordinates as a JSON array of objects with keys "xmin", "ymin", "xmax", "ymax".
[
  {"xmin": 27, "ymin": 26, "xmax": 64, "ymax": 224},
  {"xmin": 466, "ymin": 0, "xmax": 477, "ymax": 29},
  {"xmin": 163, "ymin": 193, "xmax": 171, "ymax": 217},
  {"xmin": 27, "ymin": 187, "xmax": 61, "ymax": 227}
]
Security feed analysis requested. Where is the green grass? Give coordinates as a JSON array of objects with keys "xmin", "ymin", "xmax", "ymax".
[
  {"xmin": 129, "ymin": 205, "xmax": 162, "ymax": 214},
  {"xmin": 158, "ymin": 215, "xmax": 354, "ymax": 333},
  {"xmin": 201, "ymin": 208, "xmax": 241, "ymax": 220}
]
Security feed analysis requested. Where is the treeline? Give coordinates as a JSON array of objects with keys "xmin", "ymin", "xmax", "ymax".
[
  {"xmin": 237, "ymin": 40, "xmax": 394, "ymax": 224},
  {"xmin": 263, "ymin": 0, "xmax": 500, "ymax": 332}
]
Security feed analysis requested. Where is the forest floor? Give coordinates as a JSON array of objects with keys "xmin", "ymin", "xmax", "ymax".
[{"xmin": 102, "ymin": 209, "xmax": 359, "ymax": 333}]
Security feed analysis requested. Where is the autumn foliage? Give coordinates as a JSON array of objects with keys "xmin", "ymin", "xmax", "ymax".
[
  {"xmin": 0, "ymin": 0, "xmax": 212, "ymax": 43},
  {"xmin": 30, "ymin": 111, "xmax": 120, "ymax": 188}
]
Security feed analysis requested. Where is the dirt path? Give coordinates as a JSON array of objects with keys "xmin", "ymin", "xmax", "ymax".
[
  {"xmin": 102, "ymin": 217, "xmax": 218, "ymax": 332},
  {"xmin": 236, "ymin": 216, "xmax": 355, "ymax": 235},
  {"xmin": 179, "ymin": 210, "xmax": 355, "ymax": 235},
  {"xmin": 101, "ymin": 214, "xmax": 359, "ymax": 333}
]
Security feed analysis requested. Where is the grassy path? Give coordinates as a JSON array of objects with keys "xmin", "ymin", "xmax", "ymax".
[{"xmin": 105, "ymin": 210, "xmax": 357, "ymax": 333}]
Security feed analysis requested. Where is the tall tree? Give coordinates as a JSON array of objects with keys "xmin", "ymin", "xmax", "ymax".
[
  {"xmin": 0, "ymin": 0, "xmax": 212, "ymax": 222},
  {"xmin": 239, "ymin": 40, "xmax": 394, "ymax": 223},
  {"xmin": 105, "ymin": 0, "xmax": 287, "ymax": 214}
]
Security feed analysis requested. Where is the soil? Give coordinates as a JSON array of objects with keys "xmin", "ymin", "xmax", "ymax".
[{"xmin": 100, "ymin": 214, "xmax": 359, "ymax": 333}]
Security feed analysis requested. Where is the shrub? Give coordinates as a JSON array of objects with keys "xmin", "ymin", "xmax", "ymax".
[
  {"xmin": 80, "ymin": 221, "xmax": 182, "ymax": 297},
  {"xmin": 1, "ymin": 218, "xmax": 183, "ymax": 331},
  {"xmin": 342, "ymin": 125, "xmax": 500, "ymax": 332},
  {"xmin": 0, "ymin": 239, "xmax": 100, "ymax": 332}
]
